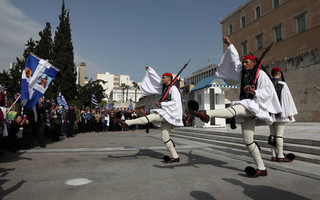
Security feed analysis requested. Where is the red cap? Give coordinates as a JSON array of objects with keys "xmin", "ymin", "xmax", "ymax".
[
  {"xmin": 271, "ymin": 67, "xmax": 282, "ymax": 72},
  {"xmin": 243, "ymin": 55, "xmax": 256, "ymax": 61},
  {"xmin": 162, "ymin": 73, "xmax": 172, "ymax": 77}
]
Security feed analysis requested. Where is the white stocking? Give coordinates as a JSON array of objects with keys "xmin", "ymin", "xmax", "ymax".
[
  {"xmin": 162, "ymin": 122, "xmax": 179, "ymax": 159},
  {"xmin": 242, "ymin": 119, "xmax": 266, "ymax": 170},
  {"xmin": 275, "ymin": 122, "xmax": 286, "ymax": 158},
  {"xmin": 125, "ymin": 114, "xmax": 179, "ymax": 158},
  {"xmin": 206, "ymin": 104, "xmax": 253, "ymax": 118},
  {"xmin": 125, "ymin": 113, "xmax": 164, "ymax": 126}
]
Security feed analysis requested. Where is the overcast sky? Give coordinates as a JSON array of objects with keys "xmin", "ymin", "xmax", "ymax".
[{"xmin": 0, "ymin": 0, "xmax": 248, "ymax": 82}]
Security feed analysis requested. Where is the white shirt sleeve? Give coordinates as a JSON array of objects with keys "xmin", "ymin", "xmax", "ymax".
[
  {"xmin": 255, "ymin": 71, "xmax": 282, "ymax": 114},
  {"xmin": 215, "ymin": 44, "xmax": 242, "ymax": 82},
  {"xmin": 279, "ymin": 81, "xmax": 298, "ymax": 117},
  {"xmin": 141, "ymin": 67, "xmax": 163, "ymax": 96}
]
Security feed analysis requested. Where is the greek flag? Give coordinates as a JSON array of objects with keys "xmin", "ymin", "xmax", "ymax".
[
  {"xmin": 57, "ymin": 90, "xmax": 68, "ymax": 109},
  {"xmin": 21, "ymin": 53, "xmax": 59, "ymax": 110},
  {"xmin": 102, "ymin": 102, "xmax": 108, "ymax": 109},
  {"xmin": 181, "ymin": 98, "xmax": 186, "ymax": 109},
  {"xmin": 107, "ymin": 101, "xmax": 116, "ymax": 110},
  {"xmin": 51, "ymin": 99, "xmax": 56, "ymax": 105},
  {"xmin": 91, "ymin": 94, "xmax": 99, "ymax": 108},
  {"xmin": 127, "ymin": 102, "xmax": 133, "ymax": 111}
]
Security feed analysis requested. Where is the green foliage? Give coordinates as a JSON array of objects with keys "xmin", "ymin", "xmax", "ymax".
[
  {"xmin": 1, "ymin": 0, "xmax": 97, "ymax": 109},
  {"xmin": 52, "ymin": 0, "xmax": 77, "ymax": 101},
  {"xmin": 7, "ymin": 58, "xmax": 24, "ymax": 96},
  {"xmin": 35, "ymin": 22, "xmax": 56, "ymax": 99},
  {"xmin": 23, "ymin": 38, "xmax": 37, "ymax": 59},
  {"xmin": 0, "ymin": 70, "xmax": 10, "ymax": 92},
  {"xmin": 35, "ymin": 22, "xmax": 53, "ymax": 62},
  {"xmin": 132, "ymin": 82, "xmax": 140, "ymax": 102},
  {"xmin": 99, "ymin": 100, "xmax": 107, "ymax": 109},
  {"xmin": 0, "ymin": 39, "xmax": 36, "ymax": 98},
  {"xmin": 120, "ymin": 83, "xmax": 125, "ymax": 102},
  {"xmin": 77, "ymin": 79, "xmax": 105, "ymax": 108}
]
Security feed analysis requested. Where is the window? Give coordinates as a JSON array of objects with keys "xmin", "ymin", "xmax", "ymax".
[
  {"xmin": 256, "ymin": 34, "xmax": 263, "ymax": 49},
  {"xmin": 240, "ymin": 15, "xmax": 246, "ymax": 28},
  {"xmin": 255, "ymin": 5, "xmax": 261, "ymax": 19},
  {"xmin": 228, "ymin": 23, "xmax": 233, "ymax": 35},
  {"xmin": 273, "ymin": 0, "xmax": 280, "ymax": 8},
  {"xmin": 274, "ymin": 25, "xmax": 282, "ymax": 42},
  {"xmin": 241, "ymin": 41, "xmax": 248, "ymax": 56},
  {"xmin": 296, "ymin": 13, "xmax": 306, "ymax": 33}
]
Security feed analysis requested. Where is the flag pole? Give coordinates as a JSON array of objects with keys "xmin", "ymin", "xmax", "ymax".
[
  {"xmin": 30, "ymin": 52, "xmax": 59, "ymax": 71},
  {"xmin": 6, "ymin": 95, "xmax": 21, "ymax": 114}
]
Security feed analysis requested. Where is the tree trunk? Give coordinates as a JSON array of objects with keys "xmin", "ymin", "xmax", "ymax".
[{"xmin": 135, "ymin": 89, "xmax": 137, "ymax": 102}]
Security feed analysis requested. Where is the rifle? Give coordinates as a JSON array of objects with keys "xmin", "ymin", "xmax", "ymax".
[
  {"xmin": 253, "ymin": 42, "xmax": 273, "ymax": 84},
  {"xmin": 159, "ymin": 59, "xmax": 191, "ymax": 102}
]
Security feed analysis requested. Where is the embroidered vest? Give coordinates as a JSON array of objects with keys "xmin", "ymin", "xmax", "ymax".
[
  {"xmin": 162, "ymin": 85, "xmax": 172, "ymax": 102},
  {"xmin": 240, "ymin": 68, "xmax": 259, "ymax": 100},
  {"xmin": 272, "ymin": 79, "xmax": 283, "ymax": 105}
]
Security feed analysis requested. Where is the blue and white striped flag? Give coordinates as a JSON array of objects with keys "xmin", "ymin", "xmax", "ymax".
[
  {"xmin": 107, "ymin": 101, "xmax": 116, "ymax": 110},
  {"xmin": 103, "ymin": 102, "xmax": 108, "ymax": 109},
  {"xmin": 127, "ymin": 102, "xmax": 133, "ymax": 111},
  {"xmin": 51, "ymin": 99, "xmax": 56, "ymax": 105},
  {"xmin": 57, "ymin": 90, "xmax": 68, "ymax": 109},
  {"xmin": 181, "ymin": 98, "xmax": 186, "ymax": 109},
  {"xmin": 91, "ymin": 94, "xmax": 99, "ymax": 108},
  {"xmin": 21, "ymin": 53, "xmax": 59, "ymax": 110}
]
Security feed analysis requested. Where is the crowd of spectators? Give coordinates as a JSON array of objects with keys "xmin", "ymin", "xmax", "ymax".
[{"xmin": 0, "ymin": 92, "xmax": 194, "ymax": 154}]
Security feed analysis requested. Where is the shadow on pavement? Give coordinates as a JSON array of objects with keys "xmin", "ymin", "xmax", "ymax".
[
  {"xmin": 153, "ymin": 150, "xmax": 244, "ymax": 174},
  {"xmin": 190, "ymin": 190, "xmax": 216, "ymax": 200},
  {"xmin": 107, "ymin": 149, "xmax": 244, "ymax": 174},
  {"xmin": 107, "ymin": 149, "xmax": 165, "ymax": 160},
  {"xmin": 0, "ymin": 151, "xmax": 32, "ymax": 163},
  {"xmin": 0, "ymin": 168, "xmax": 26, "ymax": 200},
  {"xmin": 0, "ymin": 152, "xmax": 31, "ymax": 199},
  {"xmin": 223, "ymin": 178, "xmax": 312, "ymax": 200}
]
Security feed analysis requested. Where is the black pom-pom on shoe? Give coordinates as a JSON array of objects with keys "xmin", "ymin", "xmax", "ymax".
[
  {"xmin": 163, "ymin": 155, "xmax": 171, "ymax": 162},
  {"xmin": 187, "ymin": 100, "xmax": 199, "ymax": 111}
]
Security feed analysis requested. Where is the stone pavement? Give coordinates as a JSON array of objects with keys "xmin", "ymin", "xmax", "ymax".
[
  {"xmin": 0, "ymin": 124, "xmax": 319, "ymax": 200},
  {"xmin": 172, "ymin": 122, "xmax": 320, "ymax": 180}
]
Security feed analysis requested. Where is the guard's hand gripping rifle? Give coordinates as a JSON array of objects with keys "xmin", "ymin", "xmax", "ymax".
[{"xmin": 159, "ymin": 59, "xmax": 191, "ymax": 102}]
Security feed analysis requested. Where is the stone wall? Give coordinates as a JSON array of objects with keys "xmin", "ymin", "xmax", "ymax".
[{"xmin": 266, "ymin": 49, "xmax": 320, "ymax": 122}]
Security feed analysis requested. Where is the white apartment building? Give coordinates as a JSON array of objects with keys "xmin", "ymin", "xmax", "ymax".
[
  {"xmin": 110, "ymin": 88, "xmax": 141, "ymax": 103},
  {"xmin": 96, "ymin": 72, "xmax": 142, "ymax": 102}
]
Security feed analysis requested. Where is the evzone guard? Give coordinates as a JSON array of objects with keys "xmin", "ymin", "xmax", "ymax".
[
  {"xmin": 188, "ymin": 36, "xmax": 282, "ymax": 177},
  {"xmin": 269, "ymin": 67, "xmax": 298, "ymax": 162},
  {"xmin": 123, "ymin": 65, "xmax": 185, "ymax": 163}
]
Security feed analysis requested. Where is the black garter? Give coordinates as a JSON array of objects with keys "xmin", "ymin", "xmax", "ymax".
[{"xmin": 164, "ymin": 139, "xmax": 175, "ymax": 147}]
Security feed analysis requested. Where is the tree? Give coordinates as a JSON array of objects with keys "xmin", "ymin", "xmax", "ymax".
[
  {"xmin": 77, "ymin": 79, "xmax": 105, "ymax": 108},
  {"xmin": 52, "ymin": 0, "xmax": 77, "ymax": 101},
  {"xmin": 120, "ymin": 83, "xmax": 126, "ymax": 103},
  {"xmin": 132, "ymin": 82, "xmax": 140, "ymax": 102},
  {"xmin": 35, "ymin": 22, "xmax": 55, "ymax": 99},
  {"xmin": 6, "ymin": 38, "xmax": 37, "ymax": 98},
  {"xmin": 7, "ymin": 59, "xmax": 23, "ymax": 96},
  {"xmin": 35, "ymin": 22, "xmax": 53, "ymax": 62},
  {"xmin": 125, "ymin": 85, "xmax": 130, "ymax": 102},
  {"xmin": 0, "ymin": 70, "xmax": 10, "ymax": 93},
  {"xmin": 23, "ymin": 38, "xmax": 37, "ymax": 59}
]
